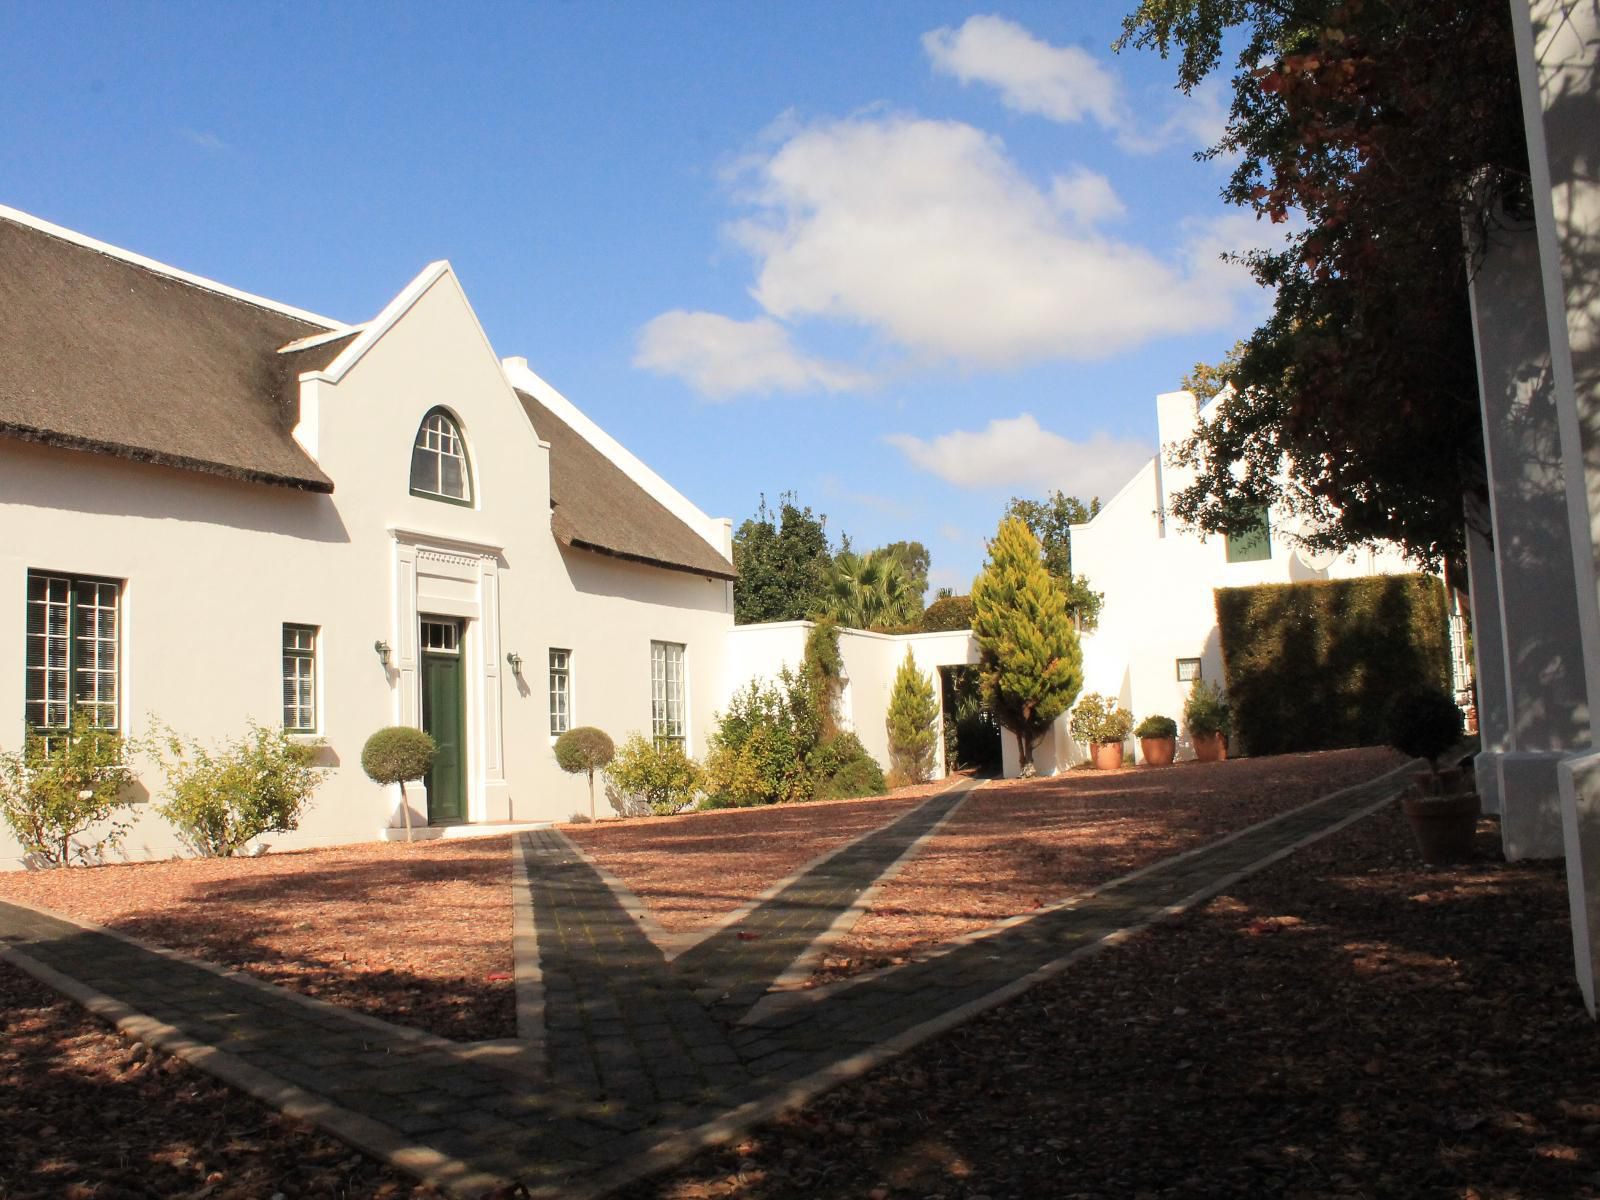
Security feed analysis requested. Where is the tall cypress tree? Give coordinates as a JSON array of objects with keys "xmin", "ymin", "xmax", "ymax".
[
  {"xmin": 970, "ymin": 517, "xmax": 1083, "ymax": 776},
  {"xmin": 885, "ymin": 648, "xmax": 939, "ymax": 785}
]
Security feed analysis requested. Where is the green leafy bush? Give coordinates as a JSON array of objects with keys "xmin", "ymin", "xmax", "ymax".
[
  {"xmin": 360, "ymin": 726, "xmax": 437, "ymax": 842},
  {"xmin": 1184, "ymin": 680, "xmax": 1233, "ymax": 740},
  {"xmin": 921, "ymin": 594, "xmax": 975, "ymax": 632},
  {"xmin": 815, "ymin": 755, "xmax": 888, "ymax": 801},
  {"xmin": 1069, "ymin": 693, "xmax": 1134, "ymax": 746},
  {"xmin": 886, "ymin": 649, "xmax": 939, "ymax": 786},
  {"xmin": 1134, "ymin": 714, "xmax": 1178, "ymax": 740},
  {"xmin": 606, "ymin": 734, "xmax": 702, "ymax": 816},
  {"xmin": 1384, "ymin": 685, "xmax": 1463, "ymax": 771},
  {"xmin": 156, "ymin": 723, "xmax": 325, "ymax": 857},
  {"xmin": 554, "ymin": 726, "xmax": 615, "ymax": 819},
  {"xmin": 1214, "ymin": 574, "xmax": 1451, "ymax": 755},
  {"xmin": 703, "ymin": 675, "xmax": 817, "ymax": 807},
  {"xmin": 0, "ymin": 711, "xmax": 138, "ymax": 866}
]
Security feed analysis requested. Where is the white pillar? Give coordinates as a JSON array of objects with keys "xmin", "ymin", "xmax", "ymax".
[
  {"xmin": 1512, "ymin": 0, "xmax": 1600, "ymax": 1014},
  {"xmin": 1465, "ymin": 516, "xmax": 1512, "ymax": 814},
  {"xmin": 1467, "ymin": 210, "xmax": 1591, "ymax": 858}
]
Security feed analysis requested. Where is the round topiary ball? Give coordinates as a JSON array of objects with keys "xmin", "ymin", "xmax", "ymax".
[
  {"xmin": 1385, "ymin": 685, "xmax": 1463, "ymax": 768},
  {"xmin": 360, "ymin": 726, "xmax": 437, "ymax": 786},
  {"xmin": 554, "ymin": 727, "xmax": 615, "ymax": 776}
]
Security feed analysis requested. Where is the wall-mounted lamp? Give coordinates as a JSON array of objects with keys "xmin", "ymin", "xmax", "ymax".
[
  {"xmin": 506, "ymin": 651, "xmax": 524, "ymax": 674},
  {"xmin": 374, "ymin": 640, "xmax": 391, "ymax": 668}
]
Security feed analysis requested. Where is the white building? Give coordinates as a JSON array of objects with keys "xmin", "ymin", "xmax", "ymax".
[{"xmin": 0, "ymin": 205, "xmax": 737, "ymax": 868}]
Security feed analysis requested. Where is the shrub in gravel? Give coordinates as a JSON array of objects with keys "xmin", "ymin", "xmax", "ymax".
[
  {"xmin": 0, "ymin": 710, "xmax": 139, "ymax": 866},
  {"xmin": 555, "ymin": 726, "xmax": 615, "ymax": 821},
  {"xmin": 815, "ymin": 755, "xmax": 888, "ymax": 801},
  {"xmin": 360, "ymin": 726, "xmax": 437, "ymax": 842},
  {"xmin": 156, "ymin": 723, "xmax": 325, "ymax": 857},
  {"xmin": 606, "ymin": 734, "xmax": 702, "ymax": 816},
  {"xmin": 886, "ymin": 649, "xmax": 939, "ymax": 786}
]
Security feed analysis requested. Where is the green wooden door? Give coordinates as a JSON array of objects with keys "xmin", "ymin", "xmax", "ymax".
[{"xmin": 420, "ymin": 621, "xmax": 466, "ymax": 824}]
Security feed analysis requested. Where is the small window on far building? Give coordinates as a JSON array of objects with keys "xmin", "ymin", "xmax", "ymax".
[
  {"xmin": 549, "ymin": 649, "xmax": 572, "ymax": 736},
  {"xmin": 1225, "ymin": 507, "xmax": 1272, "ymax": 563},
  {"xmin": 1176, "ymin": 657, "xmax": 1202, "ymax": 683},
  {"xmin": 650, "ymin": 641, "xmax": 686, "ymax": 746},
  {"xmin": 282, "ymin": 624, "xmax": 318, "ymax": 733}
]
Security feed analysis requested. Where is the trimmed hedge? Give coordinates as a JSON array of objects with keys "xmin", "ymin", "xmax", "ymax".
[{"xmin": 1214, "ymin": 573, "xmax": 1451, "ymax": 756}]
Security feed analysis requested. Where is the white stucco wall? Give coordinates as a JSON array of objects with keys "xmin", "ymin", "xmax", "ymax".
[{"xmin": 0, "ymin": 263, "xmax": 733, "ymax": 868}]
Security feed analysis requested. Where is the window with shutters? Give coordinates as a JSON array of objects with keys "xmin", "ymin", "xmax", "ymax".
[
  {"xmin": 650, "ymin": 641, "xmax": 686, "ymax": 746},
  {"xmin": 282, "ymin": 624, "xmax": 318, "ymax": 733},
  {"xmin": 1225, "ymin": 507, "xmax": 1272, "ymax": 563},
  {"xmin": 409, "ymin": 408, "xmax": 474, "ymax": 505},
  {"xmin": 549, "ymin": 649, "xmax": 572, "ymax": 736},
  {"xmin": 25, "ymin": 572, "xmax": 121, "ymax": 737}
]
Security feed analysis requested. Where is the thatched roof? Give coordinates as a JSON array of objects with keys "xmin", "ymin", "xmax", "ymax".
[
  {"xmin": 0, "ymin": 213, "xmax": 338, "ymax": 491},
  {"xmin": 517, "ymin": 390, "xmax": 736, "ymax": 581}
]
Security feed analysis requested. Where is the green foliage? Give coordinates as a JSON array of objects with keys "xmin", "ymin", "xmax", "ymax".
[
  {"xmin": 1069, "ymin": 693, "xmax": 1134, "ymax": 746},
  {"xmin": 921, "ymin": 594, "xmax": 975, "ymax": 632},
  {"xmin": 605, "ymin": 734, "xmax": 702, "ymax": 816},
  {"xmin": 1003, "ymin": 491, "xmax": 1105, "ymax": 629},
  {"xmin": 1135, "ymin": 714, "xmax": 1178, "ymax": 740},
  {"xmin": 1184, "ymin": 681, "xmax": 1234, "ymax": 741},
  {"xmin": 1385, "ymin": 686, "xmax": 1464, "ymax": 772},
  {"xmin": 941, "ymin": 667, "xmax": 1001, "ymax": 772},
  {"xmin": 1118, "ymin": 1, "xmax": 1526, "ymax": 563},
  {"xmin": 1215, "ymin": 574, "xmax": 1451, "ymax": 754},
  {"xmin": 0, "ymin": 711, "xmax": 138, "ymax": 866},
  {"xmin": 815, "ymin": 755, "xmax": 888, "ymax": 801},
  {"xmin": 876, "ymin": 540, "xmax": 931, "ymax": 601},
  {"xmin": 802, "ymin": 618, "xmax": 846, "ymax": 739},
  {"xmin": 553, "ymin": 727, "xmax": 616, "ymax": 777},
  {"xmin": 733, "ymin": 492, "xmax": 833, "ymax": 624},
  {"xmin": 886, "ymin": 649, "xmax": 939, "ymax": 786},
  {"xmin": 820, "ymin": 548, "xmax": 922, "ymax": 630},
  {"xmin": 704, "ymin": 676, "xmax": 816, "ymax": 807},
  {"xmin": 360, "ymin": 727, "xmax": 437, "ymax": 786},
  {"xmin": 971, "ymin": 516, "xmax": 1084, "ymax": 775},
  {"xmin": 156, "ymin": 723, "xmax": 324, "ymax": 857}
]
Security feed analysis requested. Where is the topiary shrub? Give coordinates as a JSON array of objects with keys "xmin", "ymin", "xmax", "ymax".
[
  {"xmin": 1135, "ymin": 714, "xmax": 1178, "ymax": 740},
  {"xmin": 361, "ymin": 726, "xmax": 437, "ymax": 843},
  {"xmin": 1069, "ymin": 692, "xmax": 1134, "ymax": 746},
  {"xmin": 1183, "ymin": 681, "xmax": 1233, "ymax": 740},
  {"xmin": 1384, "ymin": 685, "xmax": 1463, "ymax": 773},
  {"xmin": 554, "ymin": 727, "xmax": 615, "ymax": 821},
  {"xmin": 815, "ymin": 755, "xmax": 888, "ymax": 801},
  {"xmin": 921, "ymin": 595, "xmax": 975, "ymax": 632},
  {"xmin": 156, "ymin": 723, "xmax": 325, "ymax": 857},
  {"xmin": 1215, "ymin": 574, "xmax": 1451, "ymax": 755},
  {"xmin": 0, "ymin": 710, "xmax": 139, "ymax": 867},
  {"xmin": 605, "ymin": 733, "xmax": 702, "ymax": 816}
]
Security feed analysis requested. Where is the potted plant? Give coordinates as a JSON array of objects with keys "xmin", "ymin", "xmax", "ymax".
[
  {"xmin": 1184, "ymin": 681, "xmax": 1232, "ymax": 762},
  {"xmin": 1070, "ymin": 692, "xmax": 1134, "ymax": 769},
  {"xmin": 1135, "ymin": 714, "xmax": 1178, "ymax": 767},
  {"xmin": 1386, "ymin": 685, "xmax": 1477, "ymax": 863}
]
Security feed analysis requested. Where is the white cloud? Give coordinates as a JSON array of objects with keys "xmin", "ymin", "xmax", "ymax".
[
  {"xmin": 923, "ymin": 14, "xmax": 1121, "ymax": 128},
  {"xmin": 730, "ymin": 113, "xmax": 1259, "ymax": 367},
  {"xmin": 886, "ymin": 414, "xmax": 1151, "ymax": 499},
  {"xmin": 180, "ymin": 128, "xmax": 230, "ymax": 152},
  {"xmin": 633, "ymin": 310, "xmax": 870, "ymax": 400}
]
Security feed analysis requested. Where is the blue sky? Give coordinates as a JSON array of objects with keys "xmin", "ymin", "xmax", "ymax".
[{"xmin": 0, "ymin": 2, "xmax": 1271, "ymax": 594}]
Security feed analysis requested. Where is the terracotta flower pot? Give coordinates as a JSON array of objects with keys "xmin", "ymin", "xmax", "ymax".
[
  {"xmin": 1192, "ymin": 732, "xmax": 1228, "ymax": 763},
  {"xmin": 1140, "ymin": 736, "xmax": 1176, "ymax": 766},
  {"xmin": 1091, "ymin": 741, "xmax": 1124, "ymax": 770},
  {"xmin": 1401, "ymin": 778, "xmax": 1481, "ymax": 864}
]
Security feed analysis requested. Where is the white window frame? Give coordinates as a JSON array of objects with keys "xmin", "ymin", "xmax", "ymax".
[
  {"xmin": 549, "ymin": 648, "xmax": 572, "ymax": 737},
  {"xmin": 282, "ymin": 624, "xmax": 319, "ymax": 734},
  {"xmin": 25, "ymin": 571, "xmax": 121, "ymax": 737},
  {"xmin": 1176, "ymin": 657, "xmax": 1202, "ymax": 683},
  {"xmin": 650, "ymin": 641, "xmax": 687, "ymax": 746},
  {"xmin": 409, "ymin": 409, "xmax": 473, "ymax": 505}
]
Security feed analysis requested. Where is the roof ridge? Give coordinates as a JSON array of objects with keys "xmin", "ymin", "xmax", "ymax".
[{"xmin": 0, "ymin": 203, "xmax": 343, "ymax": 330}]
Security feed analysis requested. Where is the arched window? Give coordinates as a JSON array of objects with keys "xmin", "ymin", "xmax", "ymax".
[{"xmin": 409, "ymin": 408, "xmax": 473, "ymax": 504}]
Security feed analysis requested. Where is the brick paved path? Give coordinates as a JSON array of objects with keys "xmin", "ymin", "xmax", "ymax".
[{"xmin": 0, "ymin": 762, "xmax": 1414, "ymax": 1199}]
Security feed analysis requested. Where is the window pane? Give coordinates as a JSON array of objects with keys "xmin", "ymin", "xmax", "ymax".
[
  {"xmin": 1225, "ymin": 508, "xmax": 1272, "ymax": 563},
  {"xmin": 410, "ymin": 411, "xmax": 472, "ymax": 503},
  {"xmin": 282, "ymin": 624, "xmax": 317, "ymax": 731}
]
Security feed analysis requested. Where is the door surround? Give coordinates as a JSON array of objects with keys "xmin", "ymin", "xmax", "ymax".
[{"xmin": 389, "ymin": 527, "xmax": 510, "ymax": 824}]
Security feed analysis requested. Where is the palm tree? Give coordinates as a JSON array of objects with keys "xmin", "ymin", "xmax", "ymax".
[{"xmin": 820, "ymin": 550, "xmax": 921, "ymax": 630}]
